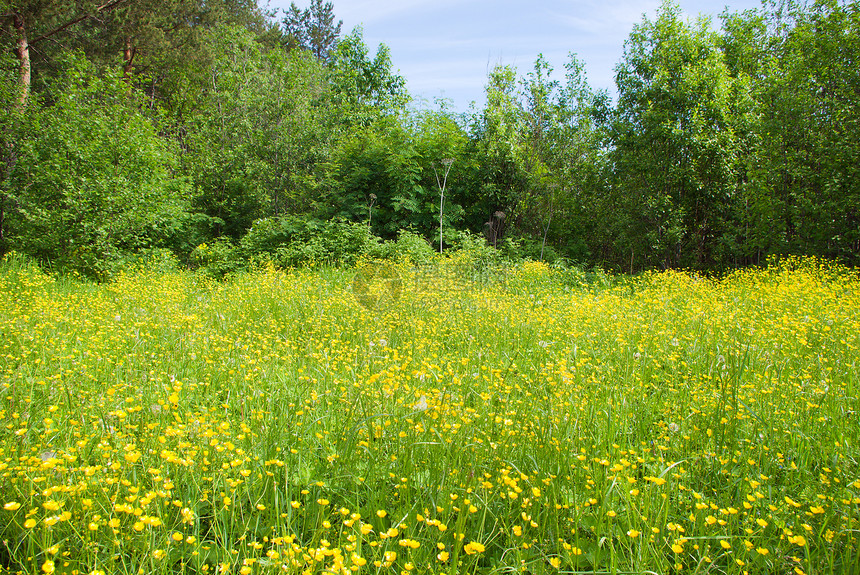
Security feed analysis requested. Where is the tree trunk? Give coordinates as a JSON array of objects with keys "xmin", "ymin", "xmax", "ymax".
[
  {"xmin": 123, "ymin": 37, "xmax": 137, "ymax": 77},
  {"xmin": 13, "ymin": 13, "xmax": 30, "ymax": 110}
]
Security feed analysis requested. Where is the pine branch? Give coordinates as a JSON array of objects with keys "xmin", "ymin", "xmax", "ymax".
[{"xmin": 30, "ymin": 0, "xmax": 136, "ymax": 45}]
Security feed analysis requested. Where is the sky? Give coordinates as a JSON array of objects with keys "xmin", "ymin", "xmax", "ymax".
[{"xmin": 267, "ymin": 0, "xmax": 765, "ymax": 112}]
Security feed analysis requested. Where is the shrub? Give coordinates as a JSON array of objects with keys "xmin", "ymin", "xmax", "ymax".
[{"xmin": 7, "ymin": 54, "xmax": 188, "ymax": 279}]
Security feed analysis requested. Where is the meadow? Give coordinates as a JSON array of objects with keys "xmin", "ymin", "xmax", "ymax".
[{"xmin": 0, "ymin": 254, "xmax": 858, "ymax": 575}]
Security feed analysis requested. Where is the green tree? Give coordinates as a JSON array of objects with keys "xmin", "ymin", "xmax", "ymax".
[
  {"xmin": 6, "ymin": 55, "xmax": 187, "ymax": 277},
  {"xmin": 0, "ymin": 52, "xmax": 29, "ymax": 254},
  {"xmin": 182, "ymin": 26, "xmax": 334, "ymax": 241},
  {"xmin": 328, "ymin": 28, "xmax": 408, "ymax": 124},
  {"xmin": 471, "ymin": 64, "xmax": 529, "ymax": 242},
  {"xmin": 1, "ymin": 1, "xmax": 116, "ymax": 107},
  {"xmin": 282, "ymin": 0, "xmax": 342, "ymax": 61},
  {"xmin": 321, "ymin": 117, "xmax": 428, "ymax": 239},
  {"xmin": 724, "ymin": 0, "xmax": 860, "ymax": 265},
  {"xmin": 611, "ymin": 1, "xmax": 746, "ymax": 269},
  {"xmin": 411, "ymin": 101, "xmax": 469, "ymax": 246},
  {"xmin": 466, "ymin": 56, "xmax": 605, "ymax": 259},
  {"xmin": 517, "ymin": 54, "xmax": 607, "ymax": 261}
]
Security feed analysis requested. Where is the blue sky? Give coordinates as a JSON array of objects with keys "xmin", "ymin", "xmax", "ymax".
[{"xmin": 268, "ymin": 0, "xmax": 765, "ymax": 112}]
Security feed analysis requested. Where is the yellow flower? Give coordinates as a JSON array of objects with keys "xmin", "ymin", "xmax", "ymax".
[
  {"xmin": 549, "ymin": 557, "xmax": 561, "ymax": 569},
  {"xmin": 351, "ymin": 554, "xmax": 367, "ymax": 566},
  {"xmin": 464, "ymin": 541, "xmax": 485, "ymax": 555},
  {"xmin": 436, "ymin": 551, "xmax": 449, "ymax": 562},
  {"xmin": 4, "ymin": 502, "xmax": 21, "ymax": 511},
  {"xmin": 789, "ymin": 535, "xmax": 807, "ymax": 547},
  {"xmin": 627, "ymin": 530, "xmax": 640, "ymax": 538},
  {"xmin": 181, "ymin": 507, "xmax": 195, "ymax": 524},
  {"xmin": 42, "ymin": 560, "xmax": 55, "ymax": 574}
]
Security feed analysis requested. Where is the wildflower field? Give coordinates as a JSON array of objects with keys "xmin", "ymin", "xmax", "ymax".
[{"xmin": 1, "ymin": 255, "xmax": 859, "ymax": 575}]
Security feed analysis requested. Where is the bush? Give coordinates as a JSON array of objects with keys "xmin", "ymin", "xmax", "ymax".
[
  {"xmin": 192, "ymin": 239, "xmax": 245, "ymax": 278},
  {"xmin": 236, "ymin": 216, "xmax": 383, "ymax": 269},
  {"xmin": 378, "ymin": 229, "xmax": 437, "ymax": 266},
  {"xmin": 116, "ymin": 248, "xmax": 182, "ymax": 275},
  {"xmin": 7, "ymin": 54, "xmax": 188, "ymax": 279},
  {"xmin": 517, "ymin": 237, "xmax": 561, "ymax": 264}
]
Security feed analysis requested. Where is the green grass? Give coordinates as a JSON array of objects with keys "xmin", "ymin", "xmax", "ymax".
[{"xmin": 0, "ymin": 254, "xmax": 858, "ymax": 575}]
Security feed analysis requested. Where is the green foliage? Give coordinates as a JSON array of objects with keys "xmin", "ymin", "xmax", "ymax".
[
  {"xmin": 375, "ymin": 229, "xmax": 437, "ymax": 266},
  {"xmin": 517, "ymin": 236, "xmax": 561, "ymax": 264},
  {"xmin": 4, "ymin": 0, "xmax": 858, "ymax": 278},
  {"xmin": 328, "ymin": 28, "xmax": 409, "ymax": 122},
  {"xmin": 465, "ymin": 56, "xmax": 606, "ymax": 259},
  {"xmin": 722, "ymin": 0, "xmax": 860, "ymax": 266},
  {"xmin": 0, "ymin": 53, "xmax": 25, "ymax": 256},
  {"xmin": 116, "ymin": 248, "xmax": 182, "ymax": 275},
  {"xmin": 191, "ymin": 237, "xmax": 245, "ymax": 278},
  {"xmin": 611, "ymin": 1, "xmax": 746, "ymax": 270},
  {"xmin": 240, "ymin": 216, "xmax": 381, "ymax": 268},
  {"xmin": 449, "ymin": 230, "xmax": 508, "ymax": 266},
  {"xmin": 182, "ymin": 26, "xmax": 333, "ymax": 238},
  {"xmin": 197, "ymin": 220, "xmax": 438, "ymax": 277},
  {"xmin": 7, "ymin": 54, "xmax": 188, "ymax": 279},
  {"xmin": 410, "ymin": 103, "xmax": 470, "ymax": 247},
  {"xmin": 322, "ymin": 118, "xmax": 436, "ymax": 239},
  {"xmin": 473, "ymin": 64, "xmax": 529, "ymax": 225},
  {"xmin": 281, "ymin": 0, "xmax": 343, "ymax": 61}
]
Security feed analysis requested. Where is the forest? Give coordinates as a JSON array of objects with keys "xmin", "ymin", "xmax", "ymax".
[{"xmin": 0, "ymin": 0, "xmax": 858, "ymax": 278}]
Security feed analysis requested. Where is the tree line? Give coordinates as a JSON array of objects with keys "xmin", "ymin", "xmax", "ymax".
[{"xmin": 1, "ymin": 0, "xmax": 857, "ymax": 277}]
